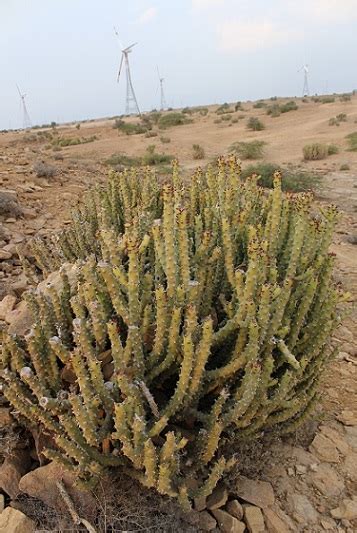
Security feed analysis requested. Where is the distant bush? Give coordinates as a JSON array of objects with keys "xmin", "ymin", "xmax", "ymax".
[
  {"xmin": 280, "ymin": 101, "xmax": 298, "ymax": 113},
  {"xmin": 327, "ymin": 144, "xmax": 339, "ymax": 155},
  {"xmin": 241, "ymin": 162, "xmax": 322, "ymax": 192},
  {"xmin": 104, "ymin": 153, "xmax": 141, "ymax": 168},
  {"xmin": 303, "ymin": 143, "xmax": 328, "ymax": 160},
  {"xmin": 221, "ymin": 114, "xmax": 232, "ymax": 121},
  {"xmin": 340, "ymin": 94, "xmax": 351, "ymax": 102},
  {"xmin": 33, "ymin": 161, "xmax": 57, "ymax": 178},
  {"xmin": 158, "ymin": 112, "xmax": 192, "ymax": 129},
  {"xmin": 113, "ymin": 119, "xmax": 147, "ymax": 135},
  {"xmin": 266, "ymin": 104, "xmax": 281, "ymax": 117},
  {"xmin": 51, "ymin": 135, "xmax": 97, "ymax": 147},
  {"xmin": 197, "ymin": 107, "xmax": 209, "ymax": 116},
  {"xmin": 230, "ymin": 140, "xmax": 266, "ymax": 159},
  {"xmin": 302, "ymin": 98, "xmax": 309, "ymax": 103},
  {"xmin": 329, "ymin": 118, "xmax": 339, "ymax": 127},
  {"xmin": 321, "ymin": 96, "xmax": 335, "ymax": 104},
  {"xmin": 147, "ymin": 111, "xmax": 162, "ymax": 124},
  {"xmin": 247, "ymin": 117, "xmax": 265, "ymax": 131},
  {"xmin": 142, "ymin": 144, "xmax": 173, "ymax": 166},
  {"xmin": 53, "ymin": 153, "xmax": 64, "ymax": 161},
  {"xmin": 270, "ymin": 96, "xmax": 278, "ymax": 101},
  {"xmin": 232, "ymin": 118, "xmax": 239, "ymax": 124},
  {"xmin": 192, "ymin": 144, "xmax": 205, "ymax": 160},
  {"xmin": 75, "ymin": 123, "xmax": 81, "ymax": 130},
  {"xmin": 145, "ymin": 131, "xmax": 158, "ymax": 138},
  {"xmin": 340, "ymin": 164, "xmax": 350, "ymax": 171},
  {"xmin": 234, "ymin": 102, "xmax": 243, "ymax": 111},
  {"xmin": 214, "ymin": 118, "xmax": 222, "ymax": 124},
  {"xmin": 346, "ymin": 132, "xmax": 357, "ymax": 151},
  {"xmin": 160, "ymin": 136, "xmax": 171, "ymax": 144},
  {"xmin": 312, "ymin": 97, "xmax": 320, "ymax": 103},
  {"xmin": 336, "ymin": 113, "xmax": 347, "ymax": 122},
  {"xmin": 182, "ymin": 107, "xmax": 193, "ymax": 115},
  {"xmin": 253, "ymin": 101, "xmax": 266, "ymax": 109},
  {"xmin": 216, "ymin": 103, "xmax": 233, "ymax": 115}
]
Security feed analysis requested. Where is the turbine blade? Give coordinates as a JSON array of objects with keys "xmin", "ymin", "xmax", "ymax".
[
  {"xmin": 113, "ymin": 26, "xmax": 125, "ymax": 50},
  {"xmin": 16, "ymin": 84, "xmax": 22, "ymax": 97},
  {"xmin": 117, "ymin": 54, "xmax": 124, "ymax": 82},
  {"xmin": 124, "ymin": 42, "xmax": 138, "ymax": 52}
]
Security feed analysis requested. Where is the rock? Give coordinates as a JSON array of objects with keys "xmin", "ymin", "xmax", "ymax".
[
  {"xmin": 0, "ymin": 408, "xmax": 13, "ymax": 428},
  {"xmin": 345, "ymin": 426, "xmax": 357, "ymax": 451},
  {"xmin": 0, "ymin": 295, "xmax": 16, "ymax": 321},
  {"xmin": 206, "ymin": 485, "xmax": 228, "ymax": 510},
  {"xmin": 194, "ymin": 494, "xmax": 207, "ymax": 512},
  {"xmin": 0, "ymin": 250, "xmax": 12, "ymax": 260},
  {"xmin": 263, "ymin": 507, "xmax": 290, "ymax": 533},
  {"xmin": 211, "ymin": 509, "xmax": 245, "ymax": 533},
  {"xmin": 321, "ymin": 518, "xmax": 337, "ymax": 530},
  {"xmin": 288, "ymin": 493, "xmax": 318, "ymax": 524},
  {"xmin": 37, "ymin": 263, "xmax": 78, "ymax": 294},
  {"xmin": 0, "ymin": 450, "xmax": 31, "ymax": 499},
  {"xmin": 234, "ymin": 476, "xmax": 275, "ymax": 508},
  {"xmin": 310, "ymin": 463, "xmax": 345, "ymax": 497},
  {"xmin": 0, "ymin": 494, "xmax": 4, "ymax": 513},
  {"xmin": 226, "ymin": 500, "xmax": 243, "ymax": 520},
  {"xmin": 2, "ymin": 243, "xmax": 17, "ymax": 257},
  {"xmin": 0, "ymin": 507, "xmax": 35, "ymax": 533},
  {"xmin": 19, "ymin": 461, "xmax": 96, "ymax": 519},
  {"xmin": 337, "ymin": 326, "xmax": 354, "ymax": 343},
  {"xmin": 7, "ymin": 301, "xmax": 33, "ymax": 336},
  {"xmin": 244, "ymin": 505, "xmax": 265, "ymax": 532},
  {"xmin": 319, "ymin": 425, "xmax": 350, "ymax": 455},
  {"xmin": 198, "ymin": 510, "xmax": 217, "ymax": 531},
  {"xmin": 337, "ymin": 410, "xmax": 357, "ymax": 426},
  {"xmin": 342, "ymin": 452, "xmax": 357, "ymax": 481},
  {"xmin": 331, "ymin": 497, "xmax": 357, "ymax": 521},
  {"xmin": 21, "ymin": 208, "xmax": 37, "ymax": 219},
  {"xmin": 309, "ymin": 433, "xmax": 340, "ymax": 463},
  {"xmin": 10, "ymin": 275, "xmax": 28, "ymax": 297}
]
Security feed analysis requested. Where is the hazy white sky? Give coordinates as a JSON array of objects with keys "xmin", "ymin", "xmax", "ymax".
[{"xmin": 1, "ymin": 0, "xmax": 356, "ymax": 129}]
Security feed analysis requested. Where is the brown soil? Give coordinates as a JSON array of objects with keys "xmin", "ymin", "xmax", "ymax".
[{"xmin": 0, "ymin": 94, "xmax": 356, "ymax": 532}]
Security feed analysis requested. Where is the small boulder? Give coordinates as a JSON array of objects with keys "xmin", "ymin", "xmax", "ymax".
[
  {"xmin": 234, "ymin": 476, "xmax": 275, "ymax": 508},
  {"xmin": 198, "ymin": 510, "xmax": 217, "ymax": 531},
  {"xmin": 226, "ymin": 499, "xmax": 243, "ymax": 520},
  {"xmin": 310, "ymin": 463, "xmax": 345, "ymax": 497},
  {"xmin": 206, "ymin": 484, "xmax": 228, "ymax": 510},
  {"xmin": 0, "ymin": 450, "xmax": 31, "ymax": 499},
  {"xmin": 6, "ymin": 301, "xmax": 33, "ymax": 336},
  {"xmin": 331, "ymin": 497, "xmax": 357, "ymax": 521},
  {"xmin": 309, "ymin": 433, "xmax": 340, "ymax": 463},
  {"xmin": 263, "ymin": 507, "xmax": 291, "ymax": 533},
  {"xmin": 19, "ymin": 461, "xmax": 96, "ymax": 519},
  {"xmin": 0, "ymin": 295, "xmax": 16, "ymax": 320},
  {"xmin": 0, "ymin": 408, "xmax": 13, "ymax": 428},
  {"xmin": 0, "ymin": 507, "xmax": 35, "ymax": 533},
  {"xmin": 211, "ymin": 509, "xmax": 245, "ymax": 533},
  {"xmin": 244, "ymin": 505, "xmax": 265, "ymax": 533},
  {"xmin": 337, "ymin": 410, "xmax": 357, "ymax": 427}
]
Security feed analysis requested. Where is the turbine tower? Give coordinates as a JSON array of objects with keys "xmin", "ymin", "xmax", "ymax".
[
  {"xmin": 114, "ymin": 28, "xmax": 141, "ymax": 116},
  {"xmin": 299, "ymin": 64, "xmax": 310, "ymax": 97},
  {"xmin": 16, "ymin": 84, "xmax": 32, "ymax": 129},
  {"xmin": 157, "ymin": 67, "xmax": 167, "ymax": 111}
]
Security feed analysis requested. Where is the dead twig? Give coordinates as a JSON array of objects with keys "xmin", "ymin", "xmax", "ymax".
[{"xmin": 56, "ymin": 480, "xmax": 97, "ymax": 533}]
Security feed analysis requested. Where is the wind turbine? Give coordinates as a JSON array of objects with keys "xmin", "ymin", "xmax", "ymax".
[
  {"xmin": 16, "ymin": 84, "xmax": 32, "ymax": 129},
  {"xmin": 114, "ymin": 27, "xmax": 141, "ymax": 116},
  {"xmin": 157, "ymin": 66, "xmax": 167, "ymax": 111},
  {"xmin": 298, "ymin": 64, "xmax": 310, "ymax": 97}
]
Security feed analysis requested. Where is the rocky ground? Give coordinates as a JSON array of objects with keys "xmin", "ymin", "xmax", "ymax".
[{"xmin": 0, "ymin": 101, "xmax": 356, "ymax": 531}]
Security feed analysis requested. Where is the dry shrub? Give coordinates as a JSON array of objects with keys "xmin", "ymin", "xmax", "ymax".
[
  {"xmin": 303, "ymin": 143, "xmax": 328, "ymax": 161},
  {"xmin": 33, "ymin": 161, "xmax": 57, "ymax": 178},
  {"xmin": 0, "ymin": 192, "xmax": 23, "ymax": 218}
]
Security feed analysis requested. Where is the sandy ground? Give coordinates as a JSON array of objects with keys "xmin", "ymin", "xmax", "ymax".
[{"xmin": 0, "ymin": 94, "xmax": 357, "ymax": 531}]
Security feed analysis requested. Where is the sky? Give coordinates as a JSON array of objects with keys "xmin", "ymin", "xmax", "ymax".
[{"xmin": 1, "ymin": 0, "xmax": 357, "ymax": 129}]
